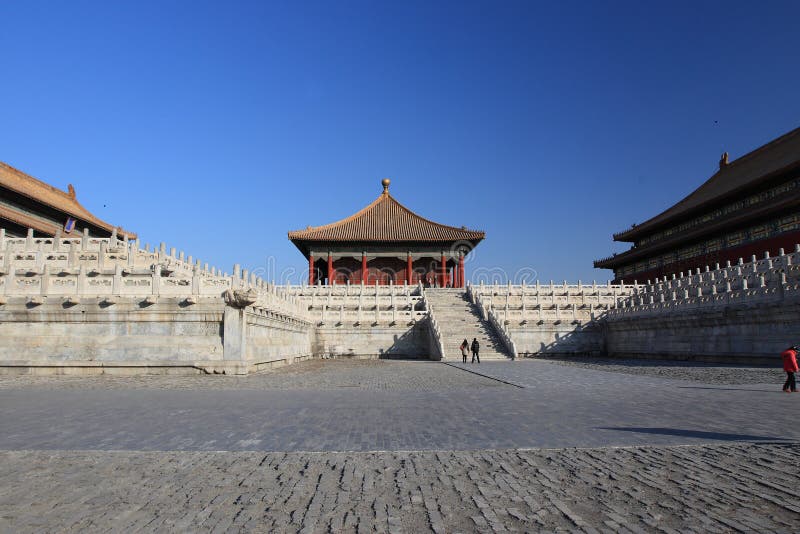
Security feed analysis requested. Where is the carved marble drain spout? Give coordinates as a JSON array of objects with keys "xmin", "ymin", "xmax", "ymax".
[{"xmin": 223, "ymin": 288, "xmax": 258, "ymax": 309}]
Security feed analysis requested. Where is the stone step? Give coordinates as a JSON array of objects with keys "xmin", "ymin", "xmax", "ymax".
[
  {"xmin": 427, "ymin": 291, "xmax": 512, "ymax": 359},
  {"xmin": 445, "ymin": 342, "xmax": 502, "ymax": 346},
  {"xmin": 449, "ymin": 352, "xmax": 507, "ymax": 357},
  {"xmin": 445, "ymin": 355, "xmax": 509, "ymax": 361}
]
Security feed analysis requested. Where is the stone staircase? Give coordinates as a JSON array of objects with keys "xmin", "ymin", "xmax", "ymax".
[{"xmin": 425, "ymin": 289, "xmax": 513, "ymax": 360}]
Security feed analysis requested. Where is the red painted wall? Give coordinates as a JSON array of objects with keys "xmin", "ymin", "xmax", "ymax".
[
  {"xmin": 311, "ymin": 257, "xmax": 457, "ymax": 286},
  {"xmin": 613, "ymin": 230, "xmax": 800, "ymax": 283}
]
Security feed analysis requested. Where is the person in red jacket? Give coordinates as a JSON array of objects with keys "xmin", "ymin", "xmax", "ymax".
[{"xmin": 781, "ymin": 346, "xmax": 798, "ymax": 393}]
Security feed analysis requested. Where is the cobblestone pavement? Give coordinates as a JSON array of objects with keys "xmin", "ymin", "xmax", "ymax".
[
  {"xmin": 0, "ymin": 360, "xmax": 502, "ymax": 391},
  {"xmin": 1, "ymin": 360, "xmax": 798, "ymax": 452},
  {"xmin": 446, "ymin": 359, "xmax": 785, "ymax": 390},
  {"xmin": 2, "ymin": 359, "xmax": 799, "ymax": 532},
  {"xmin": 2, "ymin": 443, "xmax": 798, "ymax": 533},
  {"xmin": 528, "ymin": 356, "xmax": 782, "ymax": 385}
]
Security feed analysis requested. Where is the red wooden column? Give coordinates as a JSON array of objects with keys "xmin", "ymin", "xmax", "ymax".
[
  {"xmin": 308, "ymin": 254, "xmax": 315, "ymax": 285},
  {"xmin": 362, "ymin": 253, "xmax": 368, "ymax": 285},
  {"xmin": 327, "ymin": 253, "xmax": 334, "ymax": 285},
  {"xmin": 440, "ymin": 254, "xmax": 446, "ymax": 287},
  {"xmin": 453, "ymin": 259, "xmax": 460, "ymax": 288},
  {"xmin": 459, "ymin": 254, "xmax": 465, "ymax": 288},
  {"xmin": 407, "ymin": 254, "xmax": 413, "ymax": 285}
]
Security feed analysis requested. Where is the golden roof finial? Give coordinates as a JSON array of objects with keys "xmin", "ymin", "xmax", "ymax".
[{"xmin": 381, "ymin": 178, "xmax": 391, "ymax": 194}]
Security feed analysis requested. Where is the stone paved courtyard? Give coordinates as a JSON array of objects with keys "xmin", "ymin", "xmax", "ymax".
[
  {"xmin": 0, "ymin": 359, "xmax": 502, "ymax": 391},
  {"xmin": 530, "ymin": 355, "xmax": 782, "ymax": 385},
  {"xmin": 1, "ymin": 359, "xmax": 799, "ymax": 532}
]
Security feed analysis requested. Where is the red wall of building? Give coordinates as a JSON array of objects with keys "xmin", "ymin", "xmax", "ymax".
[
  {"xmin": 313, "ymin": 257, "xmax": 456, "ymax": 286},
  {"xmin": 614, "ymin": 229, "xmax": 800, "ymax": 283}
]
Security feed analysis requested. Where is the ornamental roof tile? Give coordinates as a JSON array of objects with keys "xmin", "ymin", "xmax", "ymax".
[
  {"xmin": 288, "ymin": 184, "xmax": 484, "ymax": 244},
  {"xmin": 0, "ymin": 161, "xmax": 136, "ymax": 238}
]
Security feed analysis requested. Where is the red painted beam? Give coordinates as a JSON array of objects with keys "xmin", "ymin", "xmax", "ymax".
[{"xmin": 614, "ymin": 230, "xmax": 800, "ymax": 283}]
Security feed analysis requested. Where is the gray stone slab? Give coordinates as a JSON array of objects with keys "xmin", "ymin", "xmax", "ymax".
[{"xmin": 0, "ymin": 360, "xmax": 796, "ymax": 452}]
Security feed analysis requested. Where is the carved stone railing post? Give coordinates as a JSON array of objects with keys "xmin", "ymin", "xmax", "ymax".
[
  {"xmin": 77, "ymin": 264, "xmax": 86, "ymax": 295},
  {"xmin": 99, "ymin": 241, "xmax": 107, "ymax": 270},
  {"xmin": 40, "ymin": 265, "xmax": 50, "ymax": 296},
  {"xmin": 152, "ymin": 264, "xmax": 161, "ymax": 296},
  {"xmin": 233, "ymin": 264, "xmax": 241, "ymax": 290},
  {"xmin": 113, "ymin": 265, "xmax": 122, "ymax": 296}
]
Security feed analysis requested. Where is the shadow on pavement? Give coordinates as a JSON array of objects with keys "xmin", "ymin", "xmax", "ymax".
[{"xmin": 598, "ymin": 427, "xmax": 790, "ymax": 442}]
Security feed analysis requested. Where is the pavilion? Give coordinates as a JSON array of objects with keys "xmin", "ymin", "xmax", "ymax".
[{"xmin": 288, "ymin": 179, "xmax": 484, "ymax": 286}]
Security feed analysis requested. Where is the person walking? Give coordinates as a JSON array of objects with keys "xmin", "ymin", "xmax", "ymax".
[
  {"xmin": 460, "ymin": 339, "xmax": 469, "ymax": 363},
  {"xmin": 781, "ymin": 345, "xmax": 798, "ymax": 393},
  {"xmin": 471, "ymin": 338, "xmax": 480, "ymax": 364}
]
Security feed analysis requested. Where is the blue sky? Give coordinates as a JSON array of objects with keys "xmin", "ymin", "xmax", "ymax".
[{"xmin": 2, "ymin": 1, "xmax": 799, "ymax": 283}]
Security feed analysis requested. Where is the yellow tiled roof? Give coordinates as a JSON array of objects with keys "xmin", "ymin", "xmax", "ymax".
[
  {"xmin": 288, "ymin": 185, "xmax": 484, "ymax": 243},
  {"xmin": 0, "ymin": 161, "xmax": 136, "ymax": 238}
]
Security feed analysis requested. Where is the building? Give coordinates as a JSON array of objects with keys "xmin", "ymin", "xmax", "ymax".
[
  {"xmin": 0, "ymin": 161, "xmax": 135, "ymax": 239},
  {"xmin": 288, "ymin": 179, "xmax": 484, "ymax": 286},
  {"xmin": 595, "ymin": 126, "xmax": 800, "ymax": 283}
]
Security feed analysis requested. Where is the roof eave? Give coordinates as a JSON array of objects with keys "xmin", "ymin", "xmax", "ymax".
[
  {"xmin": 615, "ymin": 128, "xmax": 800, "ymax": 241},
  {"xmin": 0, "ymin": 163, "xmax": 136, "ymax": 239},
  {"xmin": 596, "ymin": 191, "xmax": 800, "ymax": 269},
  {"xmin": 288, "ymin": 235, "xmax": 485, "ymax": 245}
]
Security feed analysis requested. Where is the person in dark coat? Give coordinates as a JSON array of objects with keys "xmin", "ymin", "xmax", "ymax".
[
  {"xmin": 782, "ymin": 346, "xmax": 798, "ymax": 392},
  {"xmin": 471, "ymin": 338, "xmax": 480, "ymax": 363},
  {"xmin": 460, "ymin": 339, "xmax": 469, "ymax": 363}
]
